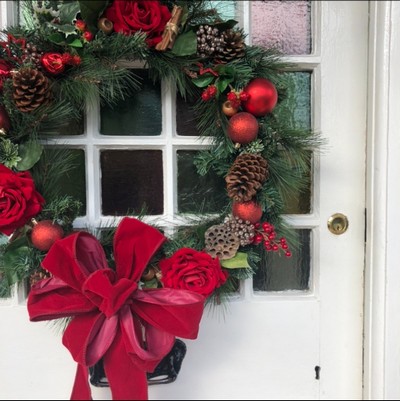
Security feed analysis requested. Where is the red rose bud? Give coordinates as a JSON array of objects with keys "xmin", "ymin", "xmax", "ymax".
[
  {"xmin": 75, "ymin": 19, "xmax": 87, "ymax": 32},
  {"xmin": 61, "ymin": 53, "xmax": 73, "ymax": 64},
  {"xmin": 41, "ymin": 53, "xmax": 65, "ymax": 75},
  {"xmin": 83, "ymin": 31, "xmax": 94, "ymax": 42}
]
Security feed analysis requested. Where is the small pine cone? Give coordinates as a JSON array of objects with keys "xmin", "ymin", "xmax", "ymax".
[
  {"xmin": 204, "ymin": 224, "xmax": 240, "ymax": 260},
  {"xmin": 223, "ymin": 215, "xmax": 255, "ymax": 246},
  {"xmin": 12, "ymin": 67, "xmax": 51, "ymax": 113},
  {"xmin": 214, "ymin": 29, "xmax": 246, "ymax": 64},
  {"xmin": 29, "ymin": 269, "xmax": 51, "ymax": 287},
  {"xmin": 196, "ymin": 24, "xmax": 224, "ymax": 59},
  {"xmin": 226, "ymin": 153, "xmax": 268, "ymax": 202}
]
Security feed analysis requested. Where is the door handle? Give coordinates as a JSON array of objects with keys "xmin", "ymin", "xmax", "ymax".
[{"xmin": 327, "ymin": 213, "xmax": 349, "ymax": 235}]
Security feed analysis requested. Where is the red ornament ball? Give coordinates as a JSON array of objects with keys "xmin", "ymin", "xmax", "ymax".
[
  {"xmin": 242, "ymin": 78, "xmax": 278, "ymax": 117},
  {"xmin": 0, "ymin": 105, "xmax": 11, "ymax": 135},
  {"xmin": 232, "ymin": 200, "xmax": 263, "ymax": 224},
  {"xmin": 227, "ymin": 112, "xmax": 259, "ymax": 144},
  {"xmin": 30, "ymin": 220, "xmax": 64, "ymax": 252}
]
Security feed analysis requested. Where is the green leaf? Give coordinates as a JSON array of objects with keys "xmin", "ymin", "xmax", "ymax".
[
  {"xmin": 171, "ymin": 30, "xmax": 197, "ymax": 56},
  {"xmin": 215, "ymin": 78, "xmax": 230, "ymax": 94},
  {"xmin": 48, "ymin": 32, "xmax": 65, "ymax": 45},
  {"xmin": 79, "ymin": 0, "xmax": 109, "ymax": 31},
  {"xmin": 221, "ymin": 252, "xmax": 251, "ymax": 269},
  {"xmin": 192, "ymin": 74, "xmax": 215, "ymax": 88},
  {"xmin": 67, "ymin": 38, "xmax": 84, "ymax": 48},
  {"xmin": 59, "ymin": 1, "xmax": 81, "ymax": 24},
  {"xmin": 16, "ymin": 141, "xmax": 43, "ymax": 171},
  {"xmin": 214, "ymin": 19, "xmax": 238, "ymax": 32}
]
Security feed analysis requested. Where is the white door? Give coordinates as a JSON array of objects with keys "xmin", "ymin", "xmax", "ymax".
[{"xmin": 0, "ymin": 1, "xmax": 368, "ymax": 400}]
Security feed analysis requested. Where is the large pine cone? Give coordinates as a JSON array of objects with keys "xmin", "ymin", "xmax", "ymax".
[
  {"xmin": 226, "ymin": 153, "xmax": 268, "ymax": 202},
  {"xmin": 215, "ymin": 29, "xmax": 246, "ymax": 64},
  {"xmin": 13, "ymin": 67, "xmax": 51, "ymax": 112}
]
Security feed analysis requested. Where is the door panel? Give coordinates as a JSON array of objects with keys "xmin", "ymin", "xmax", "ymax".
[{"xmin": 0, "ymin": 1, "xmax": 368, "ymax": 400}]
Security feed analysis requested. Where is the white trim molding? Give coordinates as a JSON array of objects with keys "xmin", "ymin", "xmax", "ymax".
[{"xmin": 364, "ymin": 1, "xmax": 400, "ymax": 399}]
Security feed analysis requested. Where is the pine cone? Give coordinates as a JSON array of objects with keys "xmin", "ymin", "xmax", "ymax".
[
  {"xmin": 215, "ymin": 29, "xmax": 246, "ymax": 64},
  {"xmin": 12, "ymin": 67, "xmax": 51, "ymax": 113},
  {"xmin": 204, "ymin": 224, "xmax": 240, "ymax": 260},
  {"xmin": 21, "ymin": 42, "xmax": 44, "ymax": 68},
  {"xmin": 223, "ymin": 215, "xmax": 255, "ymax": 246},
  {"xmin": 29, "ymin": 269, "xmax": 51, "ymax": 288},
  {"xmin": 226, "ymin": 153, "xmax": 268, "ymax": 202}
]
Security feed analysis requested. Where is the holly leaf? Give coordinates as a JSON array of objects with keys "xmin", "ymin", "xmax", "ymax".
[
  {"xmin": 171, "ymin": 30, "xmax": 197, "ymax": 56},
  {"xmin": 48, "ymin": 32, "xmax": 65, "ymax": 45},
  {"xmin": 221, "ymin": 252, "xmax": 251, "ymax": 269},
  {"xmin": 49, "ymin": 22, "xmax": 77, "ymax": 36},
  {"xmin": 192, "ymin": 74, "xmax": 215, "ymax": 88},
  {"xmin": 16, "ymin": 141, "xmax": 43, "ymax": 171},
  {"xmin": 59, "ymin": 1, "xmax": 81, "ymax": 24}
]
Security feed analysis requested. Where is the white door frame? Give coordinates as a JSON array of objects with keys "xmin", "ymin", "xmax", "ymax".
[
  {"xmin": 364, "ymin": 1, "xmax": 400, "ymax": 399},
  {"xmin": 1, "ymin": 1, "xmax": 400, "ymax": 399}
]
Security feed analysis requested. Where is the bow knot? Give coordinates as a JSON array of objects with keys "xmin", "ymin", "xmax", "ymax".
[{"xmin": 82, "ymin": 270, "xmax": 138, "ymax": 318}]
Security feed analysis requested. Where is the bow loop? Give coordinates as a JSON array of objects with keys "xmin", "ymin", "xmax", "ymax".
[{"xmin": 82, "ymin": 270, "xmax": 138, "ymax": 318}]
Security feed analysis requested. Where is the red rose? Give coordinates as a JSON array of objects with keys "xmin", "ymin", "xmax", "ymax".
[
  {"xmin": 41, "ymin": 53, "xmax": 65, "ymax": 75},
  {"xmin": 0, "ymin": 164, "xmax": 45, "ymax": 236},
  {"xmin": 0, "ymin": 59, "xmax": 11, "ymax": 91},
  {"xmin": 82, "ymin": 31, "xmax": 94, "ymax": 42},
  {"xmin": 104, "ymin": 0, "xmax": 171, "ymax": 47},
  {"xmin": 159, "ymin": 248, "xmax": 228, "ymax": 297}
]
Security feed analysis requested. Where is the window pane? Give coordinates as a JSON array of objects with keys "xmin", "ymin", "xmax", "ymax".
[
  {"xmin": 253, "ymin": 229, "xmax": 311, "ymax": 291},
  {"xmin": 251, "ymin": 0, "xmax": 312, "ymax": 55},
  {"xmin": 176, "ymin": 95, "xmax": 199, "ymax": 136},
  {"xmin": 275, "ymin": 71, "xmax": 312, "ymax": 130},
  {"xmin": 177, "ymin": 150, "xmax": 226, "ymax": 213},
  {"xmin": 56, "ymin": 113, "xmax": 84, "ymax": 136},
  {"xmin": 100, "ymin": 70, "xmax": 161, "ymax": 136},
  {"xmin": 45, "ymin": 148, "xmax": 86, "ymax": 212},
  {"xmin": 101, "ymin": 150, "xmax": 163, "ymax": 215}
]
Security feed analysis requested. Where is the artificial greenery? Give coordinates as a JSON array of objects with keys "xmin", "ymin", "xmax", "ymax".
[{"xmin": 0, "ymin": 0, "xmax": 322, "ymax": 303}]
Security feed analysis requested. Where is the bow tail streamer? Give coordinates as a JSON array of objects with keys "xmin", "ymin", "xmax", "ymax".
[{"xmin": 104, "ymin": 328, "xmax": 149, "ymax": 400}]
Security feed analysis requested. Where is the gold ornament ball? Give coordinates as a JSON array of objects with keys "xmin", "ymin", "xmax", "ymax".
[
  {"xmin": 222, "ymin": 100, "xmax": 239, "ymax": 117},
  {"xmin": 227, "ymin": 111, "xmax": 259, "ymax": 144},
  {"xmin": 30, "ymin": 219, "xmax": 64, "ymax": 252},
  {"xmin": 98, "ymin": 17, "xmax": 114, "ymax": 34},
  {"xmin": 142, "ymin": 267, "xmax": 156, "ymax": 281}
]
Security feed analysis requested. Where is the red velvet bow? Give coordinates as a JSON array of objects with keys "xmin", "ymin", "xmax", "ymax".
[{"xmin": 27, "ymin": 217, "xmax": 205, "ymax": 400}]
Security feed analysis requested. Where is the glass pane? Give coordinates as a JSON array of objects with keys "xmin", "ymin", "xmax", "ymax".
[
  {"xmin": 211, "ymin": 1, "xmax": 237, "ymax": 20},
  {"xmin": 251, "ymin": 0, "xmax": 312, "ymax": 55},
  {"xmin": 253, "ymin": 229, "xmax": 311, "ymax": 291},
  {"xmin": 176, "ymin": 95, "xmax": 199, "ymax": 136},
  {"xmin": 100, "ymin": 70, "xmax": 161, "ymax": 136},
  {"xmin": 45, "ymin": 148, "xmax": 86, "ymax": 212},
  {"xmin": 57, "ymin": 113, "xmax": 85, "ymax": 136},
  {"xmin": 177, "ymin": 150, "xmax": 226, "ymax": 213},
  {"xmin": 101, "ymin": 150, "xmax": 163, "ymax": 215},
  {"xmin": 275, "ymin": 71, "xmax": 312, "ymax": 130}
]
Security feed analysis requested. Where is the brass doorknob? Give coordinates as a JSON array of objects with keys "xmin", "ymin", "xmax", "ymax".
[{"xmin": 327, "ymin": 213, "xmax": 349, "ymax": 235}]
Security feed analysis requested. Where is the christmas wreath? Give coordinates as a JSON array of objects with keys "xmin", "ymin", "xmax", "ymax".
[{"xmin": 0, "ymin": 1, "xmax": 321, "ymax": 399}]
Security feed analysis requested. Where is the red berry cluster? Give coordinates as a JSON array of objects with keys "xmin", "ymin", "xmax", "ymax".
[
  {"xmin": 61, "ymin": 53, "xmax": 81, "ymax": 66},
  {"xmin": 227, "ymin": 89, "xmax": 250, "ymax": 109},
  {"xmin": 75, "ymin": 19, "xmax": 94, "ymax": 42},
  {"xmin": 201, "ymin": 85, "xmax": 217, "ymax": 101},
  {"xmin": 252, "ymin": 221, "xmax": 292, "ymax": 257}
]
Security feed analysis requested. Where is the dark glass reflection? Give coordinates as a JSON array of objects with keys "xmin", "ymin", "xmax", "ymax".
[
  {"xmin": 253, "ymin": 229, "xmax": 311, "ymax": 291},
  {"xmin": 177, "ymin": 150, "xmax": 226, "ymax": 214},
  {"xmin": 101, "ymin": 150, "xmax": 163, "ymax": 215},
  {"xmin": 100, "ymin": 70, "xmax": 161, "ymax": 136}
]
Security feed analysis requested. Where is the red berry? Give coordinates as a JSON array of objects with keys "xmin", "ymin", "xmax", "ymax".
[
  {"xmin": 227, "ymin": 91, "xmax": 237, "ymax": 101},
  {"xmin": 280, "ymin": 237, "xmax": 287, "ymax": 243},
  {"xmin": 285, "ymin": 251, "xmax": 292, "ymax": 257},
  {"xmin": 263, "ymin": 240, "xmax": 270, "ymax": 247},
  {"xmin": 268, "ymin": 232, "xmax": 276, "ymax": 241},
  {"xmin": 272, "ymin": 244, "xmax": 279, "ymax": 251},
  {"xmin": 83, "ymin": 31, "xmax": 94, "ymax": 42},
  {"xmin": 282, "ymin": 243, "xmax": 288, "ymax": 250},
  {"xmin": 75, "ymin": 19, "xmax": 86, "ymax": 31}
]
